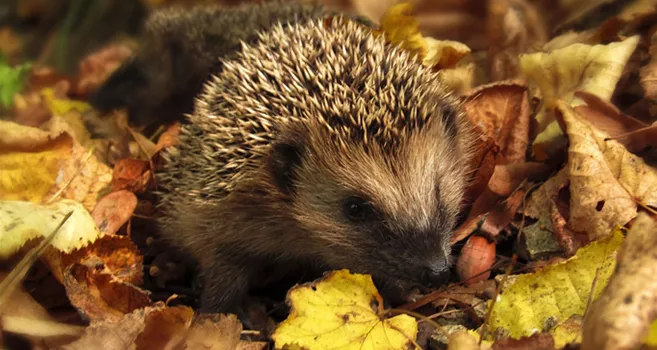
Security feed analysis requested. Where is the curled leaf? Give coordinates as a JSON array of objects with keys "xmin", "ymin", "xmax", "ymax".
[{"xmin": 520, "ymin": 36, "xmax": 640, "ymax": 160}]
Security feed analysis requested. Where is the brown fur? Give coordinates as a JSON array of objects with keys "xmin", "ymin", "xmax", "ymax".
[{"xmin": 156, "ymin": 12, "xmax": 476, "ymax": 314}]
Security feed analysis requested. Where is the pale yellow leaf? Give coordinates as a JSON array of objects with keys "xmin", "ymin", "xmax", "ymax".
[
  {"xmin": 520, "ymin": 36, "xmax": 640, "ymax": 160},
  {"xmin": 0, "ymin": 199, "xmax": 103, "ymax": 258}
]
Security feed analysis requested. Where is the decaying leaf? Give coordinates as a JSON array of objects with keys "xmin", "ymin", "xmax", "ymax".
[
  {"xmin": 0, "ymin": 199, "xmax": 102, "ymax": 258},
  {"xmin": 44, "ymin": 234, "xmax": 143, "ymax": 285},
  {"xmin": 64, "ymin": 262, "xmax": 151, "ymax": 323},
  {"xmin": 559, "ymin": 101, "xmax": 657, "ymax": 239},
  {"xmin": 486, "ymin": 229, "xmax": 624, "ymax": 342},
  {"xmin": 111, "ymin": 158, "xmax": 152, "ymax": 193},
  {"xmin": 463, "ymin": 82, "xmax": 531, "ymax": 163},
  {"xmin": 0, "ymin": 118, "xmax": 112, "ymax": 210},
  {"xmin": 58, "ymin": 303, "xmax": 167, "ymax": 350},
  {"xmin": 582, "ymin": 213, "xmax": 657, "ymax": 350},
  {"xmin": 272, "ymin": 269, "xmax": 418, "ymax": 350},
  {"xmin": 520, "ymin": 35, "xmax": 640, "ymax": 160}
]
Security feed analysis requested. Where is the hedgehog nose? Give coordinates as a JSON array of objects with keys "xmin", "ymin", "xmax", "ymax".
[{"xmin": 421, "ymin": 258, "xmax": 450, "ymax": 288}]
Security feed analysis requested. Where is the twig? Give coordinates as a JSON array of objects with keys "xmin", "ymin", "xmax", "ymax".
[{"xmin": 479, "ymin": 254, "xmax": 517, "ymax": 345}]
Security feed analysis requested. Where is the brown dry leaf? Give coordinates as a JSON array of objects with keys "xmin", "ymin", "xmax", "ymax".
[
  {"xmin": 134, "ymin": 305, "xmax": 195, "ymax": 350},
  {"xmin": 155, "ymin": 122, "xmax": 181, "ymax": 153},
  {"xmin": 487, "ymin": 0, "xmax": 548, "ymax": 81},
  {"xmin": 111, "ymin": 158, "xmax": 152, "ymax": 193},
  {"xmin": 91, "ymin": 190, "xmax": 138, "ymax": 236},
  {"xmin": 76, "ymin": 43, "xmax": 134, "ymax": 96},
  {"xmin": 641, "ymin": 31, "xmax": 657, "ymax": 103},
  {"xmin": 574, "ymin": 91, "xmax": 654, "ymax": 152},
  {"xmin": 128, "ymin": 128, "xmax": 158, "ymax": 161},
  {"xmin": 528, "ymin": 101, "xmax": 657, "ymax": 241},
  {"xmin": 462, "ymin": 136, "xmax": 501, "ymax": 205},
  {"xmin": 56, "ymin": 303, "xmax": 165, "ymax": 350},
  {"xmin": 63, "ymin": 262, "xmax": 150, "ymax": 323},
  {"xmin": 165, "ymin": 313, "xmax": 267, "ymax": 350},
  {"xmin": 581, "ymin": 213, "xmax": 657, "ymax": 350},
  {"xmin": 520, "ymin": 35, "xmax": 640, "ymax": 160},
  {"xmin": 454, "ymin": 162, "xmax": 550, "ymax": 243},
  {"xmin": 43, "ymin": 136, "xmax": 113, "ymax": 211},
  {"xmin": 463, "ymin": 82, "xmax": 530, "ymax": 163},
  {"xmin": 12, "ymin": 90, "xmax": 53, "ymax": 127},
  {"xmin": 44, "ymin": 234, "xmax": 143, "ymax": 285}
]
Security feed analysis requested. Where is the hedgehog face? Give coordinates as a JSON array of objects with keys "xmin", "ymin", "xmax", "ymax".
[{"xmin": 271, "ymin": 117, "xmax": 470, "ymax": 288}]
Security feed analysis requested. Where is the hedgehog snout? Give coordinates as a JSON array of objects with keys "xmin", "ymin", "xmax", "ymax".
[{"xmin": 419, "ymin": 255, "xmax": 451, "ymax": 288}]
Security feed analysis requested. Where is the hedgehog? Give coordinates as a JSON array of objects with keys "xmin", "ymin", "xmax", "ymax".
[
  {"xmin": 88, "ymin": 0, "xmax": 374, "ymax": 127},
  {"xmin": 143, "ymin": 3, "xmax": 476, "ymax": 315}
]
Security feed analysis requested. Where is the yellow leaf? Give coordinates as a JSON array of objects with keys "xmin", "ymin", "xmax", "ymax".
[
  {"xmin": 423, "ymin": 38, "xmax": 471, "ymax": 69},
  {"xmin": 520, "ymin": 36, "xmax": 640, "ymax": 160},
  {"xmin": 487, "ymin": 228, "xmax": 624, "ymax": 341},
  {"xmin": 379, "ymin": 2, "xmax": 470, "ymax": 69},
  {"xmin": 0, "ymin": 134, "xmax": 73, "ymax": 202},
  {"xmin": 272, "ymin": 269, "xmax": 418, "ymax": 350},
  {"xmin": 0, "ymin": 199, "xmax": 103, "ymax": 258},
  {"xmin": 41, "ymin": 88, "xmax": 92, "ymax": 147},
  {"xmin": 582, "ymin": 213, "xmax": 657, "ymax": 349}
]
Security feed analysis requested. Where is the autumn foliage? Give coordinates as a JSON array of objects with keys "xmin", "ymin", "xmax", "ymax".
[{"xmin": 1, "ymin": 0, "xmax": 657, "ymax": 349}]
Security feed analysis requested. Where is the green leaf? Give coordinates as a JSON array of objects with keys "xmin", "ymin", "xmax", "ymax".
[{"xmin": 0, "ymin": 56, "xmax": 32, "ymax": 108}]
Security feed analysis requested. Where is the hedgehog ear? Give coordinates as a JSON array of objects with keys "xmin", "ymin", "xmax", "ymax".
[{"xmin": 268, "ymin": 140, "xmax": 304, "ymax": 195}]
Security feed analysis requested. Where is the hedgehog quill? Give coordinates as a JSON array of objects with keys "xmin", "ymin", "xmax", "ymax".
[{"xmin": 92, "ymin": 1, "xmax": 476, "ymax": 315}]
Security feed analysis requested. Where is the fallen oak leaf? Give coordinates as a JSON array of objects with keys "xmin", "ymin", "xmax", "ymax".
[
  {"xmin": 520, "ymin": 35, "xmax": 640, "ymax": 160},
  {"xmin": 272, "ymin": 269, "xmax": 418, "ymax": 350}
]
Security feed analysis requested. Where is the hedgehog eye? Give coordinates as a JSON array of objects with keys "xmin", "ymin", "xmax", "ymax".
[{"xmin": 343, "ymin": 196, "xmax": 375, "ymax": 222}]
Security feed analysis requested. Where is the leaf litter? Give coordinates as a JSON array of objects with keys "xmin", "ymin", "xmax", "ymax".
[{"xmin": 2, "ymin": 0, "xmax": 657, "ymax": 349}]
